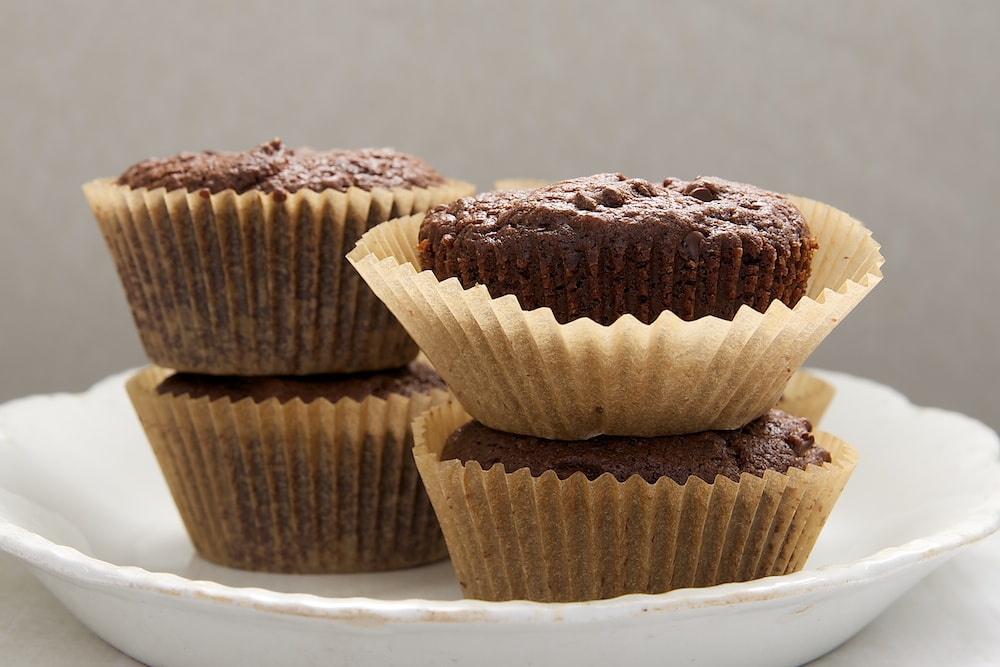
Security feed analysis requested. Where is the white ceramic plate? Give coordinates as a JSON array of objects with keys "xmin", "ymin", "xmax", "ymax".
[{"xmin": 1, "ymin": 370, "xmax": 998, "ymax": 667}]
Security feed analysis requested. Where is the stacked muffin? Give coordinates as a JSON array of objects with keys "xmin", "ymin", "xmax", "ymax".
[
  {"xmin": 84, "ymin": 140, "xmax": 475, "ymax": 572},
  {"xmin": 349, "ymin": 173, "xmax": 883, "ymax": 601}
]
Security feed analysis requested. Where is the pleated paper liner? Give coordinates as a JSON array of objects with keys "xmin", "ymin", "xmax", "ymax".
[
  {"xmin": 84, "ymin": 177, "xmax": 475, "ymax": 375},
  {"xmin": 413, "ymin": 401, "xmax": 858, "ymax": 603},
  {"xmin": 348, "ymin": 195, "xmax": 882, "ymax": 439},
  {"xmin": 775, "ymin": 370, "xmax": 836, "ymax": 426},
  {"xmin": 126, "ymin": 366, "xmax": 452, "ymax": 573}
]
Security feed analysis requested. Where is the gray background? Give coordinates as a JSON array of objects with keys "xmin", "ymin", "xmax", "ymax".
[{"xmin": 1, "ymin": 0, "xmax": 997, "ymax": 432}]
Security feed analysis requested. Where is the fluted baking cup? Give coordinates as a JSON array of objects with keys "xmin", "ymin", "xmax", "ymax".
[
  {"xmin": 126, "ymin": 366, "xmax": 452, "ymax": 573},
  {"xmin": 413, "ymin": 401, "xmax": 857, "ymax": 602},
  {"xmin": 85, "ymin": 178, "xmax": 474, "ymax": 375},
  {"xmin": 348, "ymin": 196, "xmax": 882, "ymax": 438},
  {"xmin": 776, "ymin": 370, "xmax": 836, "ymax": 426}
]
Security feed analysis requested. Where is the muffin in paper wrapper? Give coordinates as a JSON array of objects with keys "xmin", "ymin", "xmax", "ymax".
[
  {"xmin": 126, "ymin": 366, "xmax": 452, "ymax": 573},
  {"xmin": 348, "ymin": 195, "xmax": 883, "ymax": 438},
  {"xmin": 84, "ymin": 177, "xmax": 475, "ymax": 375},
  {"xmin": 776, "ymin": 370, "xmax": 836, "ymax": 427},
  {"xmin": 413, "ymin": 401, "xmax": 858, "ymax": 602}
]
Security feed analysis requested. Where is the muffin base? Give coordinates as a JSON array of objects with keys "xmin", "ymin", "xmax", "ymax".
[
  {"xmin": 127, "ymin": 366, "xmax": 452, "ymax": 573},
  {"xmin": 85, "ymin": 177, "xmax": 474, "ymax": 375},
  {"xmin": 413, "ymin": 401, "xmax": 858, "ymax": 602}
]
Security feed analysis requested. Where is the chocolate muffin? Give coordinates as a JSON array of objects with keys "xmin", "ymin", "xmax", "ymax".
[
  {"xmin": 85, "ymin": 141, "xmax": 475, "ymax": 375},
  {"xmin": 417, "ymin": 173, "xmax": 817, "ymax": 324},
  {"xmin": 441, "ymin": 409, "xmax": 829, "ymax": 485},
  {"xmin": 350, "ymin": 184, "xmax": 882, "ymax": 439},
  {"xmin": 413, "ymin": 401, "xmax": 858, "ymax": 602},
  {"xmin": 126, "ymin": 362, "xmax": 453, "ymax": 573}
]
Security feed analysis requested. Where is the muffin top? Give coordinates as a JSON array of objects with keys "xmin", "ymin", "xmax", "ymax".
[
  {"xmin": 417, "ymin": 173, "xmax": 816, "ymax": 324},
  {"xmin": 441, "ymin": 409, "xmax": 830, "ymax": 484},
  {"xmin": 421, "ymin": 173, "xmax": 808, "ymax": 244},
  {"xmin": 117, "ymin": 139, "xmax": 447, "ymax": 198},
  {"xmin": 157, "ymin": 361, "xmax": 447, "ymax": 405}
]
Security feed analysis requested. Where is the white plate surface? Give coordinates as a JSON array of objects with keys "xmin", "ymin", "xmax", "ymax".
[{"xmin": 1, "ymin": 370, "xmax": 998, "ymax": 667}]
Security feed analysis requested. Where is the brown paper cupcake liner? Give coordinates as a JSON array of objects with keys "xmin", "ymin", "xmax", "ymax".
[
  {"xmin": 85, "ymin": 177, "xmax": 475, "ymax": 375},
  {"xmin": 348, "ymin": 195, "xmax": 882, "ymax": 438},
  {"xmin": 126, "ymin": 366, "xmax": 453, "ymax": 573},
  {"xmin": 413, "ymin": 402, "xmax": 858, "ymax": 602},
  {"xmin": 776, "ymin": 370, "xmax": 836, "ymax": 426}
]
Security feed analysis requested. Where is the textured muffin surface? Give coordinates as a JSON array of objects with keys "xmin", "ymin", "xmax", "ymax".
[
  {"xmin": 156, "ymin": 361, "xmax": 446, "ymax": 404},
  {"xmin": 117, "ymin": 138, "xmax": 447, "ymax": 196},
  {"xmin": 441, "ymin": 409, "xmax": 830, "ymax": 484},
  {"xmin": 418, "ymin": 173, "xmax": 816, "ymax": 324}
]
